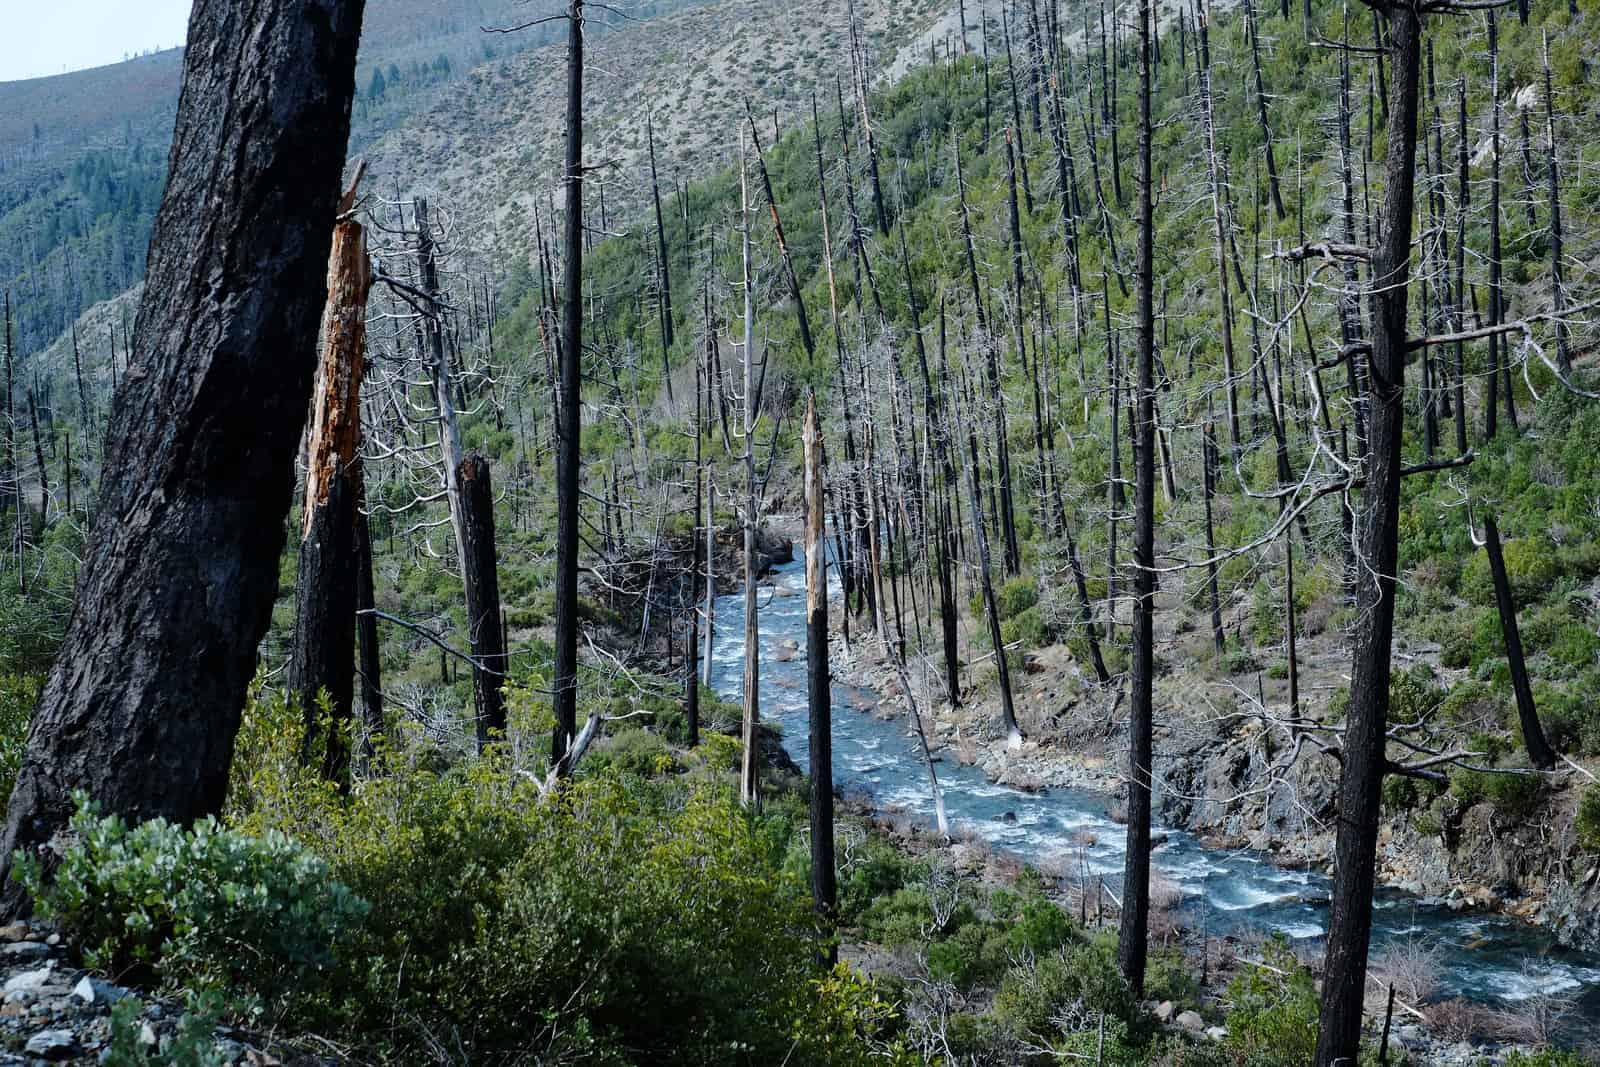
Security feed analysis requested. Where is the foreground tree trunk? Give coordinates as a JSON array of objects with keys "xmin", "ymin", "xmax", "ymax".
[
  {"xmin": 803, "ymin": 393, "xmax": 837, "ymax": 960},
  {"xmin": 1117, "ymin": 0, "xmax": 1156, "ymax": 999},
  {"xmin": 552, "ymin": 0, "xmax": 585, "ymax": 775},
  {"xmin": 1315, "ymin": 6, "xmax": 1420, "ymax": 1062},
  {"xmin": 0, "ymin": 0, "xmax": 366, "ymax": 911},
  {"xmin": 289, "ymin": 205, "xmax": 371, "ymax": 784}
]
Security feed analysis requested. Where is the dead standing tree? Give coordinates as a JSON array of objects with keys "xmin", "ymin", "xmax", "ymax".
[
  {"xmin": 1117, "ymin": 0, "xmax": 1156, "ymax": 999},
  {"xmin": 0, "ymin": 0, "xmax": 367, "ymax": 912},
  {"xmin": 1307, "ymin": 0, "xmax": 1587, "ymax": 1060},
  {"xmin": 290, "ymin": 169, "xmax": 374, "ymax": 782}
]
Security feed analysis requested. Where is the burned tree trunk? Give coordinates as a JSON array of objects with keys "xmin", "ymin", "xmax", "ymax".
[
  {"xmin": 1118, "ymin": 0, "xmax": 1156, "ymax": 999},
  {"xmin": 0, "ymin": 0, "xmax": 366, "ymax": 911},
  {"xmin": 552, "ymin": 0, "xmax": 585, "ymax": 776},
  {"xmin": 803, "ymin": 393, "xmax": 837, "ymax": 958},
  {"xmin": 1314, "ymin": 6, "xmax": 1421, "ymax": 1063},
  {"xmin": 647, "ymin": 114, "xmax": 675, "ymax": 404},
  {"xmin": 289, "ymin": 206, "xmax": 371, "ymax": 783},
  {"xmin": 963, "ymin": 418, "xmax": 1023, "ymax": 749},
  {"xmin": 1482, "ymin": 513, "xmax": 1555, "ymax": 770},
  {"xmin": 458, "ymin": 454, "xmax": 507, "ymax": 747}
]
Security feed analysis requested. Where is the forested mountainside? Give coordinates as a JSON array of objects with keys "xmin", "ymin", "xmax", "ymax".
[
  {"xmin": 2, "ymin": 0, "xmax": 1600, "ymax": 1064},
  {"xmin": 0, "ymin": 0, "xmax": 597, "ymax": 361}
]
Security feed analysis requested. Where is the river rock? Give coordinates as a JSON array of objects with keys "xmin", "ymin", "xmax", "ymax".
[
  {"xmin": 24, "ymin": 1029, "xmax": 78, "ymax": 1059},
  {"xmin": 3, "ymin": 964, "xmax": 53, "ymax": 995},
  {"xmin": 74, "ymin": 975, "xmax": 130, "ymax": 1005},
  {"xmin": 1205, "ymin": 1026, "xmax": 1228, "ymax": 1042},
  {"xmin": 997, "ymin": 811, "xmax": 1018, "ymax": 825},
  {"xmin": 0, "ymin": 941, "xmax": 50, "ymax": 960},
  {"xmin": 0, "ymin": 922, "xmax": 28, "ymax": 943},
  {"xmin": 1154, "ymin": 1000, "xmax": 1175, "ymax": 1023},
  {"xmin": 1175, "ymin": 1010, "xmax": 1205, "ymax": 1032}
]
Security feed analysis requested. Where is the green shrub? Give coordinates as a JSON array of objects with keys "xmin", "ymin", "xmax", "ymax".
[
  {"xmin": 19, "ymin": 795, "xmax": 369, "ymax": 1013},
  {"xmin": 974, "ymin": 575, "xmax": 1040, "ymax": 621},
  {"xmin": 104, "ymin": 993, "xmax": 226, "ymax": 1067},
  {"xmin": 0, "ymin": 671, "xmax": 37, "ymax": 805},
  {"xmin": 587, "ymin": 727, "xmax": 678, "ymax": 778},
  {"xmin": 1450, "ymin": 763, "xmax": 1545, "ymax": 819},
  {"xmin": 1461, "ymin": 536, "xmax": 1560, "ymax": 603},
  {"xmin": 1576, "ymin": 783, "xmax": 1600, "ymax": 852},
  {"xmin": 1222, "ymin": 934, "xmax": 1318, "ymax": 1065},
  {"xmin": 1500, "ymin": 1051, "xmax": 1592, "ymax": 1067},
  {"xmin": 991, "ymin": 938, "xmax": 1136, "ymax": 1046}
]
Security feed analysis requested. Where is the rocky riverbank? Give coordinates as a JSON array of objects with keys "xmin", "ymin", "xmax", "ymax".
[{"xmin": 822, "ymin": 595, "xmax": 1600, "ymax": 955}]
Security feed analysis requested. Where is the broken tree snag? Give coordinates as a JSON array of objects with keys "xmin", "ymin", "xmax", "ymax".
[
  {"xmin": 289, "ymin": 209, "xmax": 373, "ymax": 784},
  {"xmin": 0, "ymin": 0, "xmax": 367, "ymax": 914},
  {"xmin": 1481, "ymin": 513, "xmax": 1555, "ymax": 770},
  {"xmin": 458, "ymin": 453, "xmax": 508, "ymax": 747},
  {"xmin": 802, "ymin": 392, "xmax": 837, "ymax": 960}
]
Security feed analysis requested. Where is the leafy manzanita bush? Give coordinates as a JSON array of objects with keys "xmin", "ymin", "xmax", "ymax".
[{"xmin": 15, "ymin": 792, "xmax": 368, "ymax": 1012}]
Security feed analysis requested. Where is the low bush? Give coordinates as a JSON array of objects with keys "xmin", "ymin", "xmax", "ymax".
[
  {"xmin": 1220, "ymin": 934, "xmax": 1319, "ymax": 1065},
  {"xmin": 1576, "ymin": 783, "xmax": 1600, "ymax": 852},
  {"xmin": 19, "ymin": 795, "xmax": 368, "ymax": 1017}
]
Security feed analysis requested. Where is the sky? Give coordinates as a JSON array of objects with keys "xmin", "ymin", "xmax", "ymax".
[{"xmin": 0, "ymin": 0, "xmax": 193, "ymax": 82}]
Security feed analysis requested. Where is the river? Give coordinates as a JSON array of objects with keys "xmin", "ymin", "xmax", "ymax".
[{"xmin": 706, "ymin": 556, "xmax": 1600, "ymax": 1024}]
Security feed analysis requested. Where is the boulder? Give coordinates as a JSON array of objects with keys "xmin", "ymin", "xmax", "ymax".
[
  {"xmin": 1154, "ymin": 1000, "xmax": 1175, "ymax": 1023},
  {"xmin": 3, "ymin": 965, "xmax": 53, "ymax": 995},
  {"xmin": 73, "ymin": 975, "xmax": 130, "ymax": 1006},
  {"xmin": 1176, "ymin": 1010, "xmax": 1205, "ymax": 1032},
  {"xmin": 24, "ymin": 1030, "xmax": 79, "ymax": 1060}
]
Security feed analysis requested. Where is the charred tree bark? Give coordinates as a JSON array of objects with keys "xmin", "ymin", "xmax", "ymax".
[
  {"xmin": 964, "ymin": 421, "xmax": 1023, "ymax": 749},
  {"xmin": 552, "ymin": 0, "xmax": 585, "ymax": 776},
  {"xmin": 1314, "ymin": 7, "xmax": 1420, "ymax": 1063},
  {"xmin": 0, "ymin": 0, "xmax": 366, "ymax": 911},
  {"xmin": 1482, "ymin": 513, "xmax": 1555, "ymax": 770},
  {"xmin": 1118, "ymin": 0, "xmax": 1155, "ymax": 999},
  {"xmin": 1243, "ymin": 0, "xmax": 1286, "ymax": 220},
  {"xmin": 803, "ymin": 393, "xmax": 837, "ymax": 959},
  {"xmin": 647, "ymin": 114, "xmax": 675, "ymax": 404},
  {"xmin": 458, "ymin": 454, "xmax": 507, "ymax": 747},
  {"xmin": 289, "ymin": 211, "xmax": 371, "ymax": 783},
  {"xmin": 1202, "ymin": 420, "xmax": 1225, "ymax": 654}
]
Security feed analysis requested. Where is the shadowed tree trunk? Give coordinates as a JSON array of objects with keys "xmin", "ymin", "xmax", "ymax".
[
  {"xmin": 290, "ymin": 203, "xmax": 371, "ymax": 783},
  {"xmin": 552, "ymin": 0, "xmax": 585, "ymax": 776},
  {"xmin": 458, "ymin": 454, "xmax": 507, "ymax": 747},
  {"xmin": 1482, "ymin": 513, "xmax": 1555, "ymax": 770},
  {"xmin": 1118, "ymin": 0, "xmax": 1155, "ymax": 999},
  {"xmin": 803, "ymin": 392, "xmax": 837, "ymax": 960},
  {"xmin": 1315, "ymin": 5, "xmax": 1420, "ymax": 1062},
  {"xmin": 0, "ymin": 0, "xmax": 366, "ymax": 912}
]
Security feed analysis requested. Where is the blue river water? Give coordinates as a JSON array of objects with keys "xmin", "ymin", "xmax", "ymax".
[{"xmin": 705, "ymin": 556, "xmax": 1600, "ymax": 1021}]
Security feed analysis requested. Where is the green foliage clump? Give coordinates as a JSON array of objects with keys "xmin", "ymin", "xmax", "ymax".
[
  {"xmin": 19, "ymin": 794, "xmax": 368, "ymax": 1016},
  {"xmin": 1575, "ymin": 783, "xmax": 1600, "ymax": 853},
  {"xmin": 990, "ymin": 936, "xmax": 1137, "ymax": 1048},
  {"xmin": 586, "ymin": 726, "xmax": 678, "ymax": 778},
  {"xmin": 1220, "ymin": 935, "xmax": 1319, "ymax": 1065},
  {"xmin": 1499, "ymin": 1051, "xmax": 1593, "ymax": 1067},
  {"xmin": 104, "ymin": 993, "xmax": 226, "ymax": 1067},
  {"xmin": 1449, "ymin": 758, "xmax": 1546, "ymax": 819}
]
